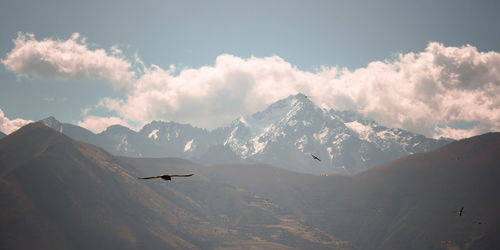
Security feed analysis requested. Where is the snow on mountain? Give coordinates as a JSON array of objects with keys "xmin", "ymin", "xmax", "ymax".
[
  {"xmin": 219, "ymin": 93, "xmax": 451, "ymax": 174},
  {"xmin": 41, "ymin": 116, "xmax": 63, "ymax": 132},
  {"xmin": 137, "ymin": 120, "xmax": 217, "ymax": 159},
  {"xmin": 148, "ymin": 129, "xmax": 159, "ymax": 140},
  {"xmin": 37, "ymin": 93, "xmax": 452, "ymax": 174}
]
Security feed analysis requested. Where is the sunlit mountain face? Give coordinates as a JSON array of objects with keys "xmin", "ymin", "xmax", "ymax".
[
  {"xmin": 41, "ymin": 93, "xmax": 451, "ymax": 174},
  {"xmin": 1, "ymin": 122, "xmax": 498, "ymax": 249}
]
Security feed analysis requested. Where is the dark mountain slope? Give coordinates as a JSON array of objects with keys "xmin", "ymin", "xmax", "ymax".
[
  {"xmin": 300, "ymin": 132, "xmax": 500, "ymax": 250},
  {"xmin": 157, "ymin": 132, "xmax": 500, "ymax": 250},
  {"xmin": 1, "ymin": 122, "xmax": 498, "ymax": 249},
  {"xmin": 118, "ymin": 157, "xmax": 350, "ymax": 249},
  {"xmin": 0, "ymin": 123, "xmax": 349, "ymax": 249},
  {"xmin": 0, "ymin": 123, "xmax": 198, "ymax": 249}
]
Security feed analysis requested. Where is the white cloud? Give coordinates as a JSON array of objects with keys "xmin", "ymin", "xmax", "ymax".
[
  {"xmin": 1, "ymin": 32, "xmax": 135, "ymax": 89},
  {"xmin": 434, "ymin": 125, "xmax": 488, "ymax": 140},
  {"xmin": 105, "ymin": 54, "xmax": 328, "ymax": 129},
  {"xmin": 0, "ymin": 108, "xmax": 32, "ymax": 134},
  {"xmin": 3, "ymin": 32, "xmax": 499, "ymax": 139},
  {"xmin": 102, "ymin": 43, "xmax": 499, "ymax": 138},
  {"xmin": 316, "ymin": 42, "xmax": 500, "ymax": 138},
  {"xmin": 77, "ymin": 115, "xmax": 130, "ymax": 133}
]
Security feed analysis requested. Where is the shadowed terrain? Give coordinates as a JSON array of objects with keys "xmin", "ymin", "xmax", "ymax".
[
  {"xmin": 0, "ymin": 123, "xmax": 348, "ymax": 249},
  {"xmin": 0, "ymin": 123, "xmax": 499, "ymax": 249}
]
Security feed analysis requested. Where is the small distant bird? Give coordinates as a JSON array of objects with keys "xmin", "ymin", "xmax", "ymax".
[
  {"xmin": 457, "ymin": 207, "xmax": 464, "ymax": 216},
  {"xmin": 138, "ymin": 174, "xmax": 194, "ymax": 181},
  {"xmin": 311, "ymin": 154, "xmax": 321, "ymax": 162}
]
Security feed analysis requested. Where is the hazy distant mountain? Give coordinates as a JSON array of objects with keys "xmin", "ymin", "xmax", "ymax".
[
  {"xmin": 40, "ymin": 116, "xmax": 115, "ymax": 152},
  {"xmin": 40, "ymin": 94, "xmax": 452, "ymax": 174}
]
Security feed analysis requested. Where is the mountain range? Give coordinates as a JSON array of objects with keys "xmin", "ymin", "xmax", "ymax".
[
  {"xmin": 0, "ymin": 122, "xmax": 351, "ymax": 249},
  {"xmin": 1, "ymin": 122, "xmax": 498, "ymax": 249},
  {"xmin": 39, "ymin": 93, "xmax": 451, "ymax": 174}
]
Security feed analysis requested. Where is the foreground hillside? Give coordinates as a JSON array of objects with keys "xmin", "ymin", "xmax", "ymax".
[
  {"xmin": 0, "ymin": 123, "xmax": 349, "ymax": 249},
  {"xmin": 120, "ymin": 132, "xmax": 500, "ymax": 249},
  {"xmin": 0, "ymin": 123, "xmax": 200, "ymax": 249},
  {"xmin": 0, "ymin": 123, "xmax": 498, "ymax": 249}
]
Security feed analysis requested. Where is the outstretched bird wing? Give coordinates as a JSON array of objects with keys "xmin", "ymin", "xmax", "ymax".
[
  {"xmin": 138, "ymin": 175, "xmax": 162, "ymax": 179},
  {"xmin": 311, "ymin": 154, "xmax": 321, "ymax": 162},
  {"xmin": 168, "ymin": 174, "xmax": 194, "ymax": 178}
]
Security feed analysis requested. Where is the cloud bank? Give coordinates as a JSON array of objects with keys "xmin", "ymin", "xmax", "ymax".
[
  {"xmin": 0, "ymin": 109, "xmax": 32, "ymax": 134},
  {"xmin": 77, "ymin": 115, "xmax": 129, "ymax": 134},
  {"xmin": 2, "ymin": 32, "xmax": 134, "ymax": 89},
  {"xmin": 103, "ymin": 43, "xmax": 499, "ymax": 139},
  {"xmin": 3, "ymin": 33, "xmax": 499, "ymax": 139}
]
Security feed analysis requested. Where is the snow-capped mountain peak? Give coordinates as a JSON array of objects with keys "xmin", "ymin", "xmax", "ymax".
[
  {"xmin": 37, "ymin": 94, "xmax": 452, "ymax": 174},
  {"xmin": 234, "ymin": 93, "xmax": 320, "ymax": 136},
  {"xmin": 219, "ymin": 93, "xmax": 451, "ymax": 173},
  {"xmin": 41, "ymin": 116, "xmax": 63, "ymax": 132}
]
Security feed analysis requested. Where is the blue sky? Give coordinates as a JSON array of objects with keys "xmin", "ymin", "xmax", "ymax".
[{"xmin": 1, "ymin": 0, "xmax": 499, "ymax": 139}]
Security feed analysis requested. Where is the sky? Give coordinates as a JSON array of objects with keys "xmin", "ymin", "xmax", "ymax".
[{"xmin": 0, "ymin": 0, "xmax": 499, "ymax": 139}]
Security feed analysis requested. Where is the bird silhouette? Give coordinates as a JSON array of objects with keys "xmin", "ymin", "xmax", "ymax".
[
  {"xmin": 138, "ymin": 174, "xmax": 194, "ymax": 181},
  {"xmin": 457, "ymin": 207, "xmax": 464, "ymax": 216},
  {"xmin": 311, "ymin": 154, "xmax": 321, "ymax": 162}
]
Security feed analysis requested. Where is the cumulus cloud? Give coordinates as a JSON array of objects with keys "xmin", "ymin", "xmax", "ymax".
[
  {"xmin": 0, "ymin": 108, "xmax": 32, "ymax": 134},
  {"xmin": 434, "ymin": 125, "xmax": 488, "ymax": 140},
  {"xmin": 104, "ymin": 55, "xmax": 312, "ymax": 128},
  {"xmin": 100, "ymin": 43, "xmax": 499, "ymax": 139},
  {"xmin": 77, "ymin": 115, "xmax": 130, "ymax": 133},
  {"xmin": 316, "ymin": 42, "xmax": 500, "ymax": 139},
  {"xmin": 1, "ymin": 32, "xmax": 135, "ymax": 89},
  {"xmin": 3, "ymin": 32, "xmax": 499, "ymax": 139}
]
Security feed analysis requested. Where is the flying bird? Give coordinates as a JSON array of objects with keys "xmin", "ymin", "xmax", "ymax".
[
  {"xmin": 138, "ymin": 174, "xmax": 194, "ymax": 181},
  {"xmin": 311, "ymin": 154, "xmax": 321, "ymax": 162},
  {"xmin": 457, "ymin": 207, "xmax": 464, "ymax": 216}
]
